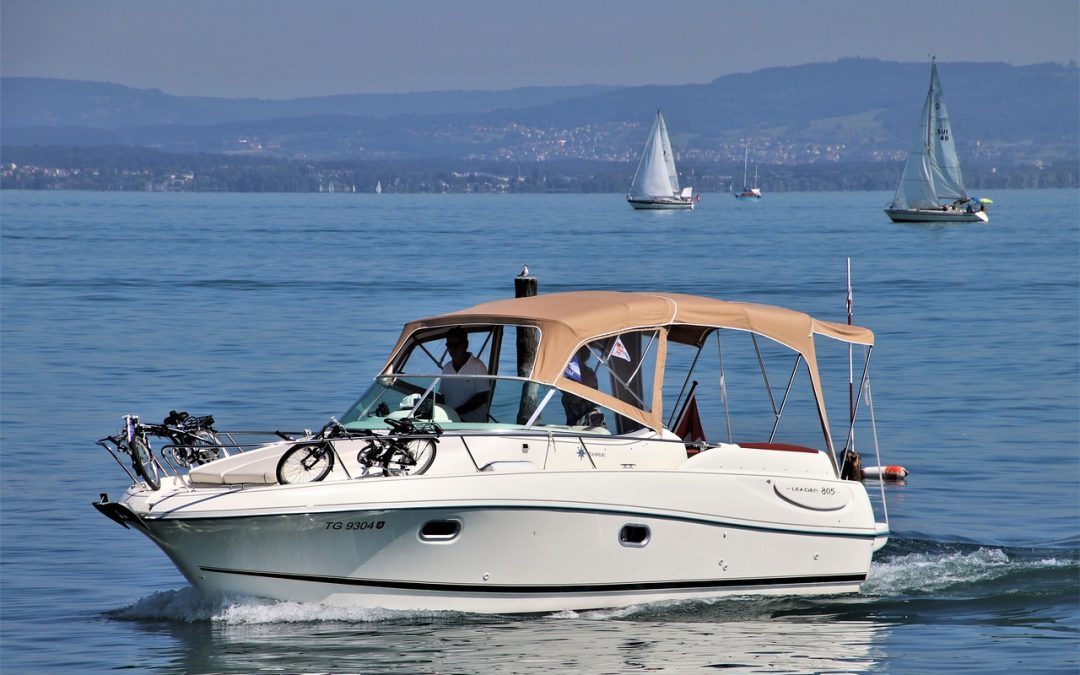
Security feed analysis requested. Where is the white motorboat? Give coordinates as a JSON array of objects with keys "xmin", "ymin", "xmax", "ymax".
[
  {"xmin": 885, "ymin": 58, "xmax": 989, "ymax": 223},
  {"xmin": 95, "ymin": 291, "xmax": 889, "ymax": 614},
  {"xmin": 627, "ymin": 110, "xmax": 695, "ymax": 210}
]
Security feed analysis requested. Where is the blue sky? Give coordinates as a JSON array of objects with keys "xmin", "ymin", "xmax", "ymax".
[{"xmin": 3, "ymin": 0, "xmax": 1077, "ymax": 99}]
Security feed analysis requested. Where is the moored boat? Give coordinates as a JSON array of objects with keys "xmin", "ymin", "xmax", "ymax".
[{"xmin": 95, "ymin": 291, "xmax": 890, "ymax": 614}]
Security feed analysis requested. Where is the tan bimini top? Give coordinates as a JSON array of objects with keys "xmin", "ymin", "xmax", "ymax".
[{"xmin": 383, "ymin": 291, "xmax": 874, "ymax": 441}]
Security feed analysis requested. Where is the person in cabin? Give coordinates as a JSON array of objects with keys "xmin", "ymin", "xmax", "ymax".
[{"xmin": 440, "ymin": 327, "xmax": 490, "ymax": 422}]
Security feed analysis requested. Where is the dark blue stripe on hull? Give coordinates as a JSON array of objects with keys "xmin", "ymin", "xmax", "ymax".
[
  {"xmin": 146, "ymin": 504, "xmax": 880, "ymax": 540},
  {"xmin": 199, "ymin": 566, "xmax": 866, "ymax": 594}
]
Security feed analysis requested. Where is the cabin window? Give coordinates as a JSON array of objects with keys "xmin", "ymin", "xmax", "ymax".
[
  {"xmin": 394, "ymin": 325, "xmax": 533, "ymax": 376},
  {"xmin": 419, "ymin": 520, "xmax": 461, "ymax": 541},
  {"xmin": 567, "ymin": 330, "xmax": 658, "ymax": 433},
  {"xmin": 619, "ymin": 523, "xmax": 650, "ymax": 547},
  {"xmin": 663, "ymin": 329, "xmax": 830, "ymax": 449}
]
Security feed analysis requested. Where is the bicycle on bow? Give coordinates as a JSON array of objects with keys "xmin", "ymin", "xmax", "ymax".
[
  {"xmin": 275, "ymin": 416, "xmax": 441, "ymax": 484},
  {"xmin": 356, "ymin": 416, "xmax": 441, "ymax": 477},
  {"xmin": 99, "ymin": 411, "xmax": 222, "ymax": 490}
]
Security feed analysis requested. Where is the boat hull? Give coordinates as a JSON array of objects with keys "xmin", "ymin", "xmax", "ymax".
[
  {"xmin": 627, "ymin": 197, "xmax": 694, "ymax": 210},
  {"xmin": 885, "ymin": 207, "xmax": 989, "ymax": 223},
  {"xmin": 113, "ymin": 470, "xmax": 880, "ymax": 613}
]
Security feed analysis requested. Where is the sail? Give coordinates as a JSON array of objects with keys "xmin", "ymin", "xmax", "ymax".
[
  {"xmin": 890, "ymin": 89, "xmax": 939, "ymax": 210},
  {"xmin": 891, "ymin": 60, "xmax": 969, "ymax": 210},
  {"xmin": 657, "ymin": 112, "xmax": 680, "ymax": 192},
  {"xmin": 926, "ymin": 62, "xmax": 967, "ymax": 201},
  {"xmin": 629, "ymin": 110, "xmax": 678, "ymax": 199}
]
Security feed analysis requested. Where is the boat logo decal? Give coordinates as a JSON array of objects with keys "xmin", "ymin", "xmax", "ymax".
[{"xmin": 772, "ymin": 479, "xmax": 851, "ymax": 511}]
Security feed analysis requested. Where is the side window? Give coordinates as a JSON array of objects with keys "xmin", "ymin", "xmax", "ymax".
[
  {"xmin": 395, "ymin": 335, "xmax": 449, "ymax": 374},
  {"xmin": 395, "ymin": 327, "xmax": 500, "ymax": 375},
  {"xmin": 492, "ymin": 326, "xmax": 540, "ymax": 378},
  {"xmin": 563, "ymin": 330, "xmax": 658, "ymax": 433}
]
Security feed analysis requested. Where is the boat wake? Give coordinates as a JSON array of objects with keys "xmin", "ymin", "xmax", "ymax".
[
  {"xmin": 107, "ymin": 537, "xmax": 1078, "ymax": 625},
  {"xmin": 109, "ymin": 588, "xmax": 463, "ymax": 624},
  {"xmin": 863, "ymin": 536, "xmax": 1078, "ymax": 598}
]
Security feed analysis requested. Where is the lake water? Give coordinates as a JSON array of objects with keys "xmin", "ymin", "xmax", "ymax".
[{"xmin": 1, "ymin": 189, "xmax": 1077, "ymax": 673}]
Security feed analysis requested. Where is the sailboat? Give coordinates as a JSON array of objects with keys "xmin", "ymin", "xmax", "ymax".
[
  {"xmin": 375, "ymin": 180, "xmax": 382, "ymax": 194},
  {"xmin": 734, "ymin": 144, "xmax": 762, "ymax": 199},
  {"xmin": 885, "ymin": 59, "xmax": 989, "ymax": 223},
  {"xmin": 627, "ymin": 109, "xmax": 694, "ymax": 210}
]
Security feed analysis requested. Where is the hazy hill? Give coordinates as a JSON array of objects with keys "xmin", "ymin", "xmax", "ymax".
[
  {"xmin": 3, "ymin": 59, "xmax": 1076, "ymax": 163},
  {"xmin": 0, "ymin": 77, "xmax": 621, "ymax": 128},
  {"xmin": 508, "ymin": 59, "xmax": 1078, "ymax": 141}
]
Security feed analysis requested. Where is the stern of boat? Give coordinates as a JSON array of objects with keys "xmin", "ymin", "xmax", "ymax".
[{"xmin": 872, "ymin": 522, "xmax": 889, "ymax": 552}]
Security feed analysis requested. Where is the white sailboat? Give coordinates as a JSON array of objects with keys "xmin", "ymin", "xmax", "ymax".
[
  {"xmin": 885, "ymin": 59, "xmax": 989, "ymax": 223},
  {"xmin": 375, "ymin": 180, "xmax": 382, "ymax": 194},
  {"xmin": 734, "ymin": 144, "xmax": 762, "ymax": 199},
  {"xmin": 627, "ymin": 109, "xmax": 695, "ymax": 210}
]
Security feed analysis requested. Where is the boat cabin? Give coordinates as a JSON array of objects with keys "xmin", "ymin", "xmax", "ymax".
[{"xmin": 339, "ymin": 291, "xmax": 874, "ymax": 461}]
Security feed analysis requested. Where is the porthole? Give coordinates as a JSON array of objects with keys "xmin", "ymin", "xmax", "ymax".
[
  {"xmin": 619, "ymin": 523, "xmax": 650, "ymax": 547},
  {"xmin": 419, "ymin": 519, "xmax": 461, "ymax": 542}
]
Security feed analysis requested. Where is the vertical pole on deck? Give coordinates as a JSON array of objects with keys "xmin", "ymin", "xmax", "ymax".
[
  {"xmin": 847, "ymin": 258, "xmax": 854, "ymax": 448},
  {"xmin": 516, "ymin": 269, "xmax": 539, "ymax": 424}
]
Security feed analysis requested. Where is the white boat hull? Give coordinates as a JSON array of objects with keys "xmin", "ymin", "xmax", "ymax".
[
  {"xmin": 885, "ymin": 207, "xmax": 988, "ymax": 223},
  {"xmin": 627, "ymin": 197, "xmax": 695, "ymax": 210},
  {"xmin": 109, "ymin": 468, "xmax": 880, "ymax": 613}
]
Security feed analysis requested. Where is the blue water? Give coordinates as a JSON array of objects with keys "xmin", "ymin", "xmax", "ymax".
[{"xmin": 2, "ymin": 189, "xmax": 1077, "ymax": 673}]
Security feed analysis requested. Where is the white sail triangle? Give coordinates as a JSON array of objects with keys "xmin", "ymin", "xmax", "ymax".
[{"xmin": 629, "ymin": 110, "xmax": 679, "ymax": 199}]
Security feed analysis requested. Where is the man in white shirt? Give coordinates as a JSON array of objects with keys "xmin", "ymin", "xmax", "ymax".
[{"xmin": 440, "ymin": 328, "xmax": 490, "ymax": 422}]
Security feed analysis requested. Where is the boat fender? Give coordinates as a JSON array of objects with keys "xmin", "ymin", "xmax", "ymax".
[{"xmin": 863, "ymin": 465, "xmax": 909, "ymax": 480}]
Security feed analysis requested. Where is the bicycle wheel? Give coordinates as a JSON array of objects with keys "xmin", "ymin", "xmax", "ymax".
[
  {"xmin": 401, "ymin": 439, "xmax": 437, "ymax": 475},
  {"xmin": 130, "ymin": 437, "xmax": 161, "ymax": 490},
  {"xmin": 276, "ymin": 442, "xmax": 334, "ymax": 484},
  {"xmin": 356, "ymin": 441, "xmax": 382, "ymax": 469}
]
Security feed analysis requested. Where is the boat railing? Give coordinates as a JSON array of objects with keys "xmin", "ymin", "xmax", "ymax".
[
  {"xmin": 98, "ymin": 428, "xmax": 300, "ymax": 489},
  {"xmin": 103, "ymin": 420, "xmax": 834, "ymax": 490}
]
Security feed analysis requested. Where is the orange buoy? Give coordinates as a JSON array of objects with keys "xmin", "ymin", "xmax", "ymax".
[{"xmin": 863, "ymin": 465, "xmax": 909, "ymax": 480}]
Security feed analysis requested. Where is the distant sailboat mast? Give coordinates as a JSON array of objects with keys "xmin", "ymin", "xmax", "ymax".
[
  {"xmin": 743, "ymin": 145, "xmax": 750, "ymax": 188},
  {"xmin": 735, "ymin": 143, "xmax": 762, "ymax": 199}
]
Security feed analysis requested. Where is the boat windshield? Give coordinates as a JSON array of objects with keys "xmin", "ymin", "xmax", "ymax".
[{"xmin": 339, "ymin": 374, "xmax": 629, "ymax": 433}]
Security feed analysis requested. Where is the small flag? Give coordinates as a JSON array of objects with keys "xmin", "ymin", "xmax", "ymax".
[
  {"xmin": 563, "ymin": 356, "xmax": 582, "ymax": 382},
  {"xmin": 673, "ymin": 392, "xmax": 706, "ymax": 444},
  {"xmin": 609, "ymin": 336, "xmax": 632, "ymax": 362}
]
